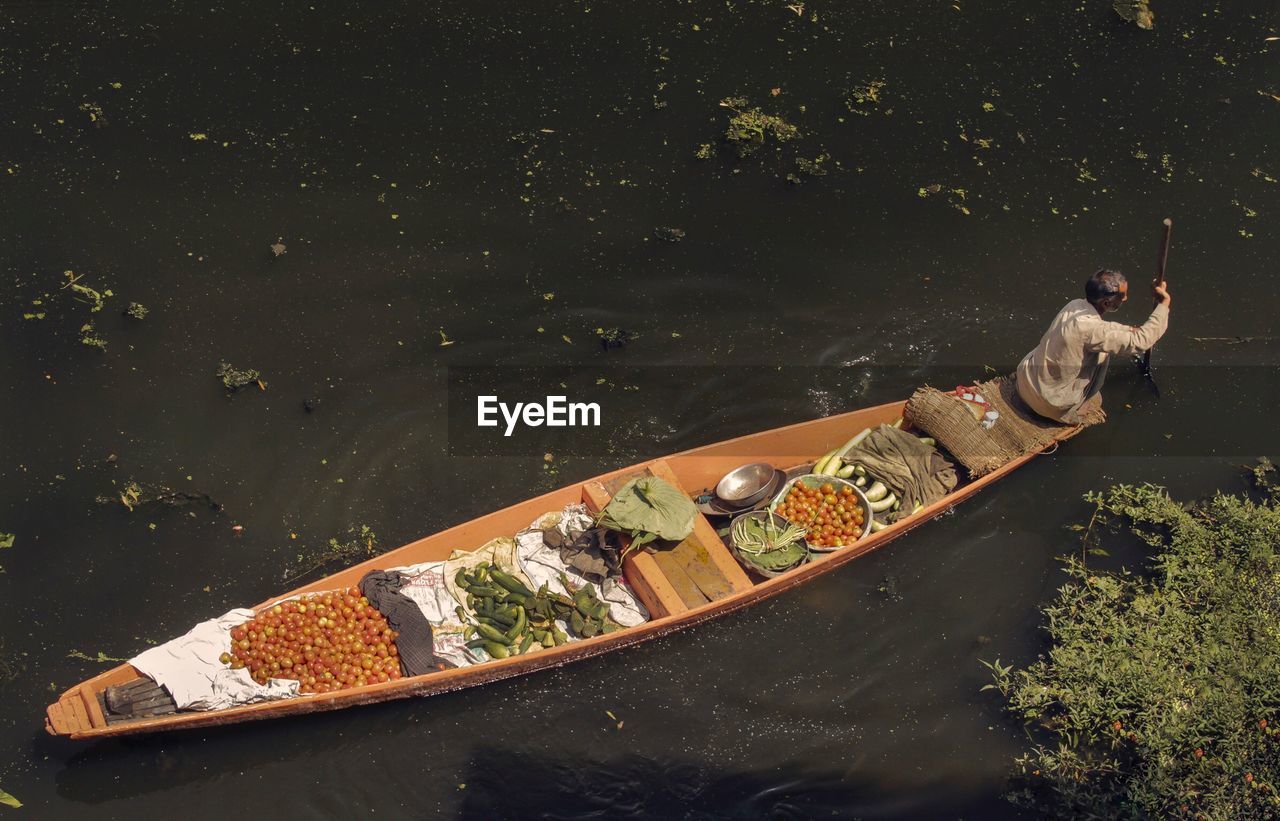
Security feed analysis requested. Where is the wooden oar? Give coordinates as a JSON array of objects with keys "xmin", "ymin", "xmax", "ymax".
[{"xmin": 1136, "ymin": 218, "xmax": 1172, "ymax": 395}]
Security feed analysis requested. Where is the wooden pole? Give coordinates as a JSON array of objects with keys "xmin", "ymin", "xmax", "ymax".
[{"xmin": 1138, "ymin": 218, "xmax": 1172, "ymax": 389}]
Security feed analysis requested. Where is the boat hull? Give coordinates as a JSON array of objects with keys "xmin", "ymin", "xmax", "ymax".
[{"xmin": 45, "ymin": 399, "xmax": 1071, "ymax": 739}]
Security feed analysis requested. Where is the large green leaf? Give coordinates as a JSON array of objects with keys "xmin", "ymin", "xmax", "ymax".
[
  {"xmin": 747, "ymin": 541, "xmax": 807, "ymax": 571},
  {"xmin": 598, "ymin": 477, "xmax": 696, "ymax": 544}
]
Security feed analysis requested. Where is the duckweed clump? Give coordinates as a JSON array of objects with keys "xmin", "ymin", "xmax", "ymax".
[
  {"xmin": 216, "ymin": 362, "xmax": 263, "ymax": 391},
  {"xmin": 79, "ymin": 323, "xmax": 107, "ymax": 350},
  {"xmin": 985, "ymin": 461, "xmax": 1280, "ymax": 818},
  {"xmin": 719, "ymin": 97, "xmax": 799, "ymax": 158},
  {"xmin": 843, "ymin": 80, "xmax": 885, "ymax": 114}
]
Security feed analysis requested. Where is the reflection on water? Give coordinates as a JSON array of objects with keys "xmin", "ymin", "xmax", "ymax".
[{"xmin": 454, "ymin": 746, "xmax": 1024, "ymax": 821}]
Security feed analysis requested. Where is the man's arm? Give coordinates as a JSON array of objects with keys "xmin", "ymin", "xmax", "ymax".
[{"xmin": 1084, "ymin": 285, "xmax": 1171, "ymax": 356}]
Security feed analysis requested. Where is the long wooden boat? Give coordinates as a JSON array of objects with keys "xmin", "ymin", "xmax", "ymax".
[{"xmin": 45, "ymin": 399, "xmax": 1084, "ymax": 739}]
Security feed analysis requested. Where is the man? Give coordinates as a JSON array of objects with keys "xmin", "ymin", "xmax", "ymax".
[{"xmin": 1016, "ymin": 269, "xmax": 1171, "ymax": 424}]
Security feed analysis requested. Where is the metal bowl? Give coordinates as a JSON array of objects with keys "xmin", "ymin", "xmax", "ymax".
[
  {"xmin": 715, "ymin": 462, "xmax": 777, "ymax": 509},
  {"xmin": 769, "ymin": 473, "xmax": 872, "ymax": 552}
]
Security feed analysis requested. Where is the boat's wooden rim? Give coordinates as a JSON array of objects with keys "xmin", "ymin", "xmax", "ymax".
[{"xmin": 45, "ymin": 399, "xmax": 1078, "ymax": 739}]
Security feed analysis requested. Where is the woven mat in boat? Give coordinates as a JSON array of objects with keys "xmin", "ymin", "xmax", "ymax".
[{"xmin": 904, "ymin": 375, "xmax": 1105, "ymax": 477}]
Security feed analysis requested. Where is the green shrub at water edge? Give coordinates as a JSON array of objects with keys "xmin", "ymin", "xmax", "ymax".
[{"xmin": 985, "ymin": 460, "xmax": 1280, "ymax": 819}]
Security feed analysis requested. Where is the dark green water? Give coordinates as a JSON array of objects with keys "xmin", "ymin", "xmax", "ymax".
[{"xmin": 1, "ymin": 1, "xmax": 1277, "ymax": 817}]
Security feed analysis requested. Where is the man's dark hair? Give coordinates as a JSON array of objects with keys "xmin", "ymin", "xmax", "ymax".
[{"xmin": 1085, "ymin": 268, "xmax": 1126, "ymax": 304}]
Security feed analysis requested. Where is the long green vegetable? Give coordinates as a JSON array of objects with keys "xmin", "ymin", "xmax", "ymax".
[{"xmin": 812, "ymin": 447, "xmax": 841, "ymax": 475}]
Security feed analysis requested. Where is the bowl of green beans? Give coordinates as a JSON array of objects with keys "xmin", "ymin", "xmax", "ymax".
[{"xmin": 728, "ymin": 510, "xmax": 810, "ymax": 578}]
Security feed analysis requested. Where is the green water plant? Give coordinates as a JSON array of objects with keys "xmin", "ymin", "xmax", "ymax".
[
  {"xmin": 843, "ymin": 80, "xmax": 885, "ymax": 115},
  {"xmin": 719, "ymin": 97, "xmax": 799, "ymax": 158},
  {"xmin": 63, "ymin": 270, "xmax": 111, "ymax": 312},
  {"xmin": 79, "ymin": 323, "xmax": 107, "ymax": 350},
  {"xmin": 984, "ymin": 461, "xmax": 1280, "ymax": 818},
  {"xmin": 216, "ymin": 362, "xmax": 263, "ymax": 391},
  {"xmin": 67, "ymin": 649, "xmax": 127, "ymax": 664},
  {"xmin": 282, "ymin": 525, "xmax": 378, "ymax": 584},
  {"xmin": 104, "ymin": 480, "xmax": 222, "ymax": 513}
]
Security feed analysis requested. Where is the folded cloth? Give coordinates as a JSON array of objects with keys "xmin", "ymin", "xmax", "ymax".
[
  {"xmin": 551, "ymin": 526, "xmax": 624, "ymax": 584},
  {"xmin": 381, "ymin": 560, "xmax": 472, "ymax": 669},
  {"xmin": 842, "ymin": 424, "xmax": 958, "ymax": 522},
  {"xmin": 359, "ymin": 570, "xmax": 448, "ymax": 676}
]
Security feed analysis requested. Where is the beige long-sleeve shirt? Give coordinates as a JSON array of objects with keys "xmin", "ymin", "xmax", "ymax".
[{"xmin": 1016, "ymin": 299, "xmax": 1170, "ymax": 423}]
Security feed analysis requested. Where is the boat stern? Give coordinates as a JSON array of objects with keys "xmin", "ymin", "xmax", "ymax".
[{"xmin": 45, "ymin": 688, "xmax": 99, "ymax": 738}]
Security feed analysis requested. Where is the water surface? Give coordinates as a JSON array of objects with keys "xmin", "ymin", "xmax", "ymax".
[{"xmin": 1, "ymin": 0, "xmax": 1277, "ymax": 817}]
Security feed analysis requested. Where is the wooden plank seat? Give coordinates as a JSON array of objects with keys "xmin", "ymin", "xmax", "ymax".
[{"xmin": 582, "ymin": 460, "xmax": 755, "ymax": 618}]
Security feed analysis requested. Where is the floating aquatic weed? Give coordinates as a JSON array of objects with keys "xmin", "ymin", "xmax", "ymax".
[
  {"xmin": 62, "ymin": 270, "xmax": 111, "ymax": 312},
  {"xmin": 792, "ymin": 152, "xmax": 832, "ymax": 180},
  {"xmin": 281, "ymin": 524, "xmax": 378, "ymax": 584},
  {"xmin": 78, "ymin": 101, "xmax": 106, "ymax": 127},
  {"xmin": 843, "ymin": 80, "xmax": 885, "ymax": 115},
  {"xmin": 597, "ymin": 327, "xmax": 638, "ymax": 349},
  {"xmin": 67, "ymin": 649, "xmax": 127, "ymax": 663},
  {"xmin": 719, "ymin": 97, "xmax": 799, "ymax": 158},
  {"xmin": 124, "ymin": 302, "xmax": 148, "ymax": 320},
  {"xmin": 79, "ymin": 323, "xmax": 107, "ymax": 350},
  {"xmin": 103, "ymin": 480, "xmax": 223, "ymax": 513},
  {"xmin": 216, "ymin": 362, "xmax": 263, "ymax": 391},
  {"xmin": 917, "ymin": 184, "xmax": 971, "ymax": 215}
]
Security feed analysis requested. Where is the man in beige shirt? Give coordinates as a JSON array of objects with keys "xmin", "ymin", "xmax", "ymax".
[{"xmin": 1016, "ymin": 269, "xmax": 1172, "ymax": 424}]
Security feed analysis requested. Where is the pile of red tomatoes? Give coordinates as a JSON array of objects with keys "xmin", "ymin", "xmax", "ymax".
[
  {"xmin": 221, "ymin": 587, "xmax": 402, "ymax": 694},
  {"xmin": 774, "ymin": 481, "xmax": 865, "ymax": 548}
]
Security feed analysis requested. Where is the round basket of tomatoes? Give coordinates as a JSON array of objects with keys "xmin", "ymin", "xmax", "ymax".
[{"xmin": 769, "ymin": 474, "xmax": 870, "ymax": 551}]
